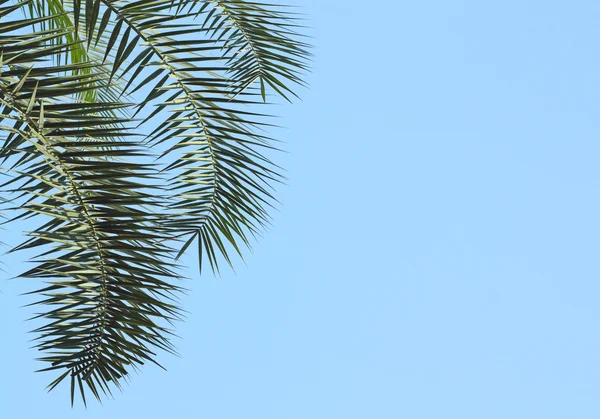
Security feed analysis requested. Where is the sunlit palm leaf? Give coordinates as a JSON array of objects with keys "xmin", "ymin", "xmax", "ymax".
[
  {"xmin": 1, "ymin": 0, "xmax": 309, "ymax": 405},
  {"xmin": 0, "ymin": 4, "xmax": 181, "ymax": 404}
]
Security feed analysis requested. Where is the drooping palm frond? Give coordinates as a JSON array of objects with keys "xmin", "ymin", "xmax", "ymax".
[
  {"xmin": 196, "ymin": 0, "xmax": 311, "ymax": 101},
  {"xmin": 0, "ymin": 2, "xmax": 182, "ymax": 404},
  {"xmin": 60, "ymin": 0, "xmax": 310, "ymax": 272},
  {"xmin": 2, "ymin": 0, "xmax": 309, "ymax": 405}
]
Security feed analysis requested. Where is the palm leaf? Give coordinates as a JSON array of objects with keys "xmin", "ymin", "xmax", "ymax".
[
  {"xmin": 58, "ymin": 0, "xmax": 309, "ymax": 272},
  {"xmin": 0, "ymin": 5, "xmax": 181, "ymax": 404},
  {"xmin": 196, "ymin": 0, "xmax": 311, "ymax": 101},
  {"xmin": 1, "ymin": 0, "xmax": 309, "ymax": 404}
]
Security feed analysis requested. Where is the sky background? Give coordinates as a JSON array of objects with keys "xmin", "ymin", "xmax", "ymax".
[{"xmin": 3, "ymin": 0, "xmax": 600, "ymax": 417}]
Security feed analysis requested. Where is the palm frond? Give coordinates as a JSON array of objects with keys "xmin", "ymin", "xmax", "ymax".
[
  {"xmin": 196, "ymin": 0, "xmax": 311, "ymax": 101},
  {"xmin": 1, "ymin": 0, "xmax": 310, "ymax": 405},
  {"xmin": 59, "ymin": 0, "xmax": 309, "ymax": 272},
  {"xmin": 0, "ymin": 5, "xmax": 181, "ymax": 404}
]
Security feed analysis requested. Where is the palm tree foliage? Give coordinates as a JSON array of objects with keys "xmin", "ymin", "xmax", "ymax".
[{"xmin": 0, "ymin": 0, "xmax": 309, "ymax": 405}]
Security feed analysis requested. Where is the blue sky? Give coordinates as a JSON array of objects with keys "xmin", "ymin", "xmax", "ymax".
[{"xmin": 3, "ymin": 0, "xmax": 600, "ymax": 417}]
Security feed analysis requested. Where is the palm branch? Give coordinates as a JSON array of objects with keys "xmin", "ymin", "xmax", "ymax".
[{"xmin": 0, "ymin": 0, "xmax": 309, "ymax": 404}]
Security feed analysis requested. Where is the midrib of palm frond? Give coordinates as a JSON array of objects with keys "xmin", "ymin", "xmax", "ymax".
[
  {"xmin": 27, "ymin": 0, "xmax": 131, "ymax": 111},
  {"xmin": 29, "ymin": 0, "xmax": 97, "ymax": 103}
]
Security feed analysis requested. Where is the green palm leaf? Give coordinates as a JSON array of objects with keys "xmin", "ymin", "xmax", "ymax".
[
  {"xmin": 1, "ymin": 4, "xmax": 181, "ymax": 404},
  {"xmin": 1, "ymin": 0, "xmax": 309, "ymax": 404},
  {"xmin": 197, "ymin": 0, "xmax": 311, "ymax": 101}
]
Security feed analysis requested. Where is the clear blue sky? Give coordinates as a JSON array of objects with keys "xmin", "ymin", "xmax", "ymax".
[{"xmin": 3, "ymin": 0, "xmax": 600, "ymax": 417}]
